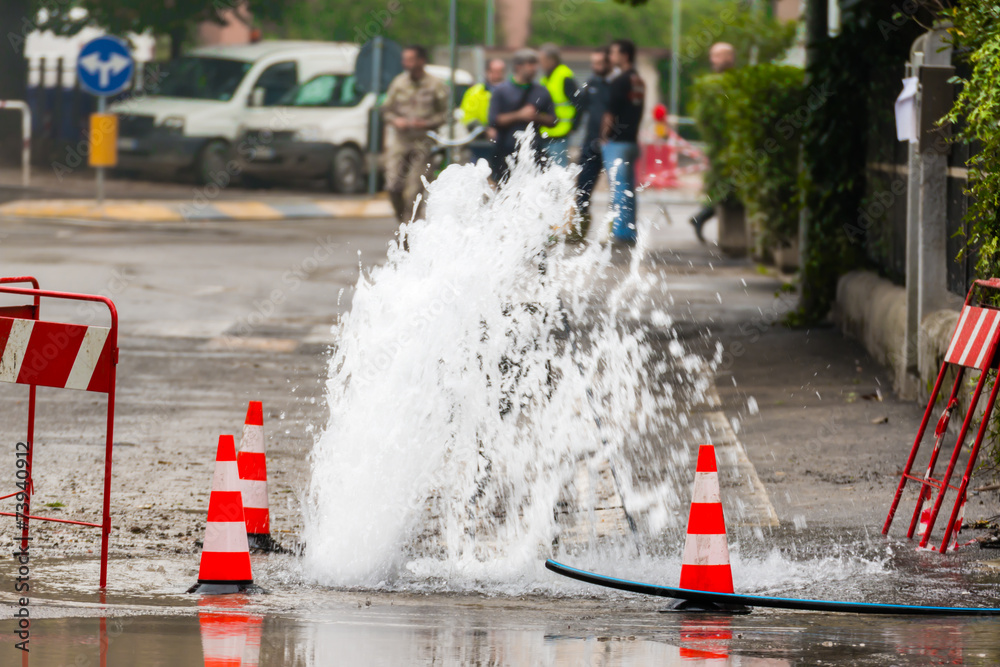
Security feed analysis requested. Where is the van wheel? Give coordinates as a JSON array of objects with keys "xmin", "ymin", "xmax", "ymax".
[
  {"xmin": 197, "ymin": 139, "xmax": 231, "ymax": 187},
  {"xmin": 329, "ymin": 146, "xmax": 365, "ymax": 194}
]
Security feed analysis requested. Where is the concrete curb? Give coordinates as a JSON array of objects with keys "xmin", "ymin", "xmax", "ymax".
[
  {"xmin": 834, "ymin": 271, "xmax": 909, "ymax": 392},
  {"xmin": 0, "ymin": 198, "xmax": 394, "ymax": 223},
  {"xmin": 834, "ymin": 269, "xmax": 960, "ymax": 401}
]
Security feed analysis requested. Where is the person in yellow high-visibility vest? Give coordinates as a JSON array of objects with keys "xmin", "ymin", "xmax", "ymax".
[
  {"xmin": 459, "ymin": 58, "xmax": 507, "ymax": 165},
  {"xmin": 538, "ymin": 44, "xmax": 580, "ymax": 168}
]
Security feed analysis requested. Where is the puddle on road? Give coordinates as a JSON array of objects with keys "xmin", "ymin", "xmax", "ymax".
[
  {"xmin": 4, "ymin": 148, "xmax": 1000, "ymax": 665},
  {"xmin": 2, "ymin": 593, "xmax": 1000, "ymax": 666},
  {"xmin": 2, "ymin": 534, "xmax": 999, "ymax": 666}
]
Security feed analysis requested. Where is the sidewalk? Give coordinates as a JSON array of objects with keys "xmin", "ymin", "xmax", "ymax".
[
  {"xmin": 0, "ymin": 165, "xmax": 392, "ymax": 222},
  {"xmin": 0, "ymin": 197, "xmax": 392, "ymax": 223},
  {"xmin": 0, "ymin": 166, "xmax": 701, "ymax": 224},
  {"xmin": 638, "ymin": 197, "xmax": 999, "ymax": 542}
]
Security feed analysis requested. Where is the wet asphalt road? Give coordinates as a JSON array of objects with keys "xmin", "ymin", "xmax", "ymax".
[{"xmin": 1, "ymin": 189, "xmax": 999, "ymax": 665}]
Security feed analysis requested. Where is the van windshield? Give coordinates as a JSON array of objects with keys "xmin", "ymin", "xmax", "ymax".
[
  {"xmin": 156, "ymin": 57, "xmax": 253, "ymax": 101},
  {"xmin": 277, "ymin": 74, "xmax": 362, "ymax": 107}
]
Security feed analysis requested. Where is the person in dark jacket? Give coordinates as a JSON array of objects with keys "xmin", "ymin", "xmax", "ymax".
[
  {"xmin": 488, "ymin": 49, "xmax": 556, "ymax": 184},
  {"xmin": 571, "ymin": 46, "xmax": 612, "ymax": 241},
  {"xmin": 603, "ymin": 38, "xmax": 645, "ymax": 245}
]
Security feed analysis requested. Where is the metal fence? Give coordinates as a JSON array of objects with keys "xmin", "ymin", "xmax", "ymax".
[
  {"xmin": 863, "ymin": 97, "xmax": 910, "ymax": 287},
  {"xmin": 945, "ymin": 140, "xmax": 974, "ymax": 295},
  {"xmin": 23, "ymin": 56, "xmax": 155, "ymax": 163},
  {"xmin": 863, "ymin": 76, "xmax": 976, "ymax": 296}
]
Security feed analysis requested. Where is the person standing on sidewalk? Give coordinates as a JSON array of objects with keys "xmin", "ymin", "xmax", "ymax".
[
  {"xmin": 689, "ymin": 42, "xmax": 736, "ymax": 242},
  {"xmin": 572, "ymin": 46, "xmax": 612, "ymax": 242},
  {"xmin": 460, "ymin": 57, "xmax": 507, "ymax": 165},
  {"xmin": 539, "ymin": 44, "xmax": 580, "ymax": 168},
  {"xmin": 488, "ymin": 49, "xmax": 556, "ymax": 184},
  {"xmin": 381, "ymin": 44, "xmax": 449, "ymax": 222},
  {"xmin": 603, "ymin": 38, "xmax": 645, "ymax": 245}
]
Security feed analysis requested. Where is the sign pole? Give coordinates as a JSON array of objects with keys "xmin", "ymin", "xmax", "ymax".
[
  {"xmin": 447, "ymin": 0, "xmax": 457, "ymax": 166},
  {"xmin": 670, "ymin": 0, "xmax": 681, "ymax": 119},
  {"xmin": 367, "ymin": 36, "xmax": 383, "ymax": 196},
  {"xmin": 96, "ymin": 95, "xmax": 106, "ymax": 206},
  {"xmin": 77, "ymin": 35, "xmax": 133, "ymax": 208}
]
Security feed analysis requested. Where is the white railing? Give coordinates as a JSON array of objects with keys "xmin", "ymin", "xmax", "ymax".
[{"xmin": 0, "ymin": 100, "xmax": 31, "ymax": 188}]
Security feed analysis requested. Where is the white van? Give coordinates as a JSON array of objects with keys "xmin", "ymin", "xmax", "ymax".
[
  {"xmin": 233, "ymin": 64, "xmax": 475, "ymax": 193},
  {"xmin": 110, "ymin": 41, "xmax": 359, "ymax": 183}
]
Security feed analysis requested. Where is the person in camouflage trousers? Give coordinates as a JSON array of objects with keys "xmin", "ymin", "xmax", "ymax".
[{"xmin": 381, "ymin": 44, "xmax": 449, "ymax": 223}]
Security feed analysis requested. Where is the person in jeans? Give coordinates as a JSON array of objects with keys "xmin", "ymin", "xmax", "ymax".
[
  {"xmin": 572, "ymin": 46, "xmax": 612, "ymax": 242},
  {"xmin": 603, "ymin": 38, "xmax": 645, "ymax": 244}
]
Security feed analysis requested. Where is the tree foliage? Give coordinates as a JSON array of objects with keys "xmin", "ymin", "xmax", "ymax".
[
  {"xmin": 693, "ymin": 64, "xmax": 805, "ymax": 247},
  {"xmin": 793, "ymin": 2, "xmax": 922, "ymax": 324},
  {"xmin": 277, "ymin": 0, "xmax": 489, "ymax": 49},
  {"xmin": 33, "ymin": 0, "xmax": 288, "ymax": 55},
  {"xmin": 943, "ymin": 3, "xmax": 1000, "ymax": 281}
]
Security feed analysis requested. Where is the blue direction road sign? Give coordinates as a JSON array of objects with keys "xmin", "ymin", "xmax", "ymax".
[{"xmin": 77, "ymin": 36, "xmax": 134, "ymax": 97}]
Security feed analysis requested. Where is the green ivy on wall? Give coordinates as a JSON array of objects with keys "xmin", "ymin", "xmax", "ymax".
[
  {"xmin": 944, "ymin": 4, "xmax": 1000, "ymax": 282},
  {"xmin": 793, "ymin": 2, "xmax": 922, "ymax": 325},
  {"xmin": 692, "ymin": 65, "xmax": 806, "ymax": 248}
]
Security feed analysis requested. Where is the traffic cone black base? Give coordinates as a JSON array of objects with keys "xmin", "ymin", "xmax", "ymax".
[
  {"xmin": 659, "ymin": 599, "xmax": 751, "ymax": 615},
  {"xmin": 188, "ymin": 582, "xmax": 267, "ymax": 595}
]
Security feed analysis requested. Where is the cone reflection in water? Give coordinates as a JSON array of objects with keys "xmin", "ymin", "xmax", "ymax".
[
  {"xmin": 199, "ymin": 597, "xmax": 262, "ymax": 667},
  {"xmin": 679, "ymin": 617, "xmax": 732, "ymax": 663},
  {"xmin": 679, "ymin": 445, "xmax": 734, "ymax": 594}
]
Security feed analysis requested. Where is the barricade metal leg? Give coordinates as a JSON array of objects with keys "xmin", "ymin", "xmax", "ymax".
[
  {"xmin": 100, "ymin": 378, "xmax": 116, "ymax": 589},
  {"xmin": 938, "ymin": 374, "xmax": 1000, "ymax": 551},
  {"xmin": 21, "ymin": 385, "xmax": 35, "ymax": 553},
  {"xmin": 919, "ymin": 367, "xmax": 992, "ymax": 549},
  {"xmin": 882, "ymin": 360, "xmax": 949, "ymax": 535},
  {"xmin": 905, "ymin": 379, "xmax": 963, "ymax": 539}
]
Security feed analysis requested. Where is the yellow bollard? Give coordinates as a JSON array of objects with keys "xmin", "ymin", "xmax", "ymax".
[{"xmin": 89, "ymin": 113, "xmax": 118, "ymax": 167}]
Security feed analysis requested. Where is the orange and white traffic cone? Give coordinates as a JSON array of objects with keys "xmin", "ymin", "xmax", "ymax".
[
  {"xmin": 189, "ymin": 435, "xmax": 256, "ymax": 594},
  {"xmin": 669, "ymin": 444, "xmax": 747, "ymax": 613},
  {"xmin": 237, "ymin": 401, "xmax": 281, "ymax": 552}
]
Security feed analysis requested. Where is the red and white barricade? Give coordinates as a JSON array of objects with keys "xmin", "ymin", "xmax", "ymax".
[
  {"xmin": 0, "ymin": 276, "xmax": 119, "ymax": 588},
  {"xmin": 884, "ymin": 279, "xmax": 1000, "ymax": 552},
  {"xmin": 638, "ymin": 128, "xmax": 708, "ymax": 190}
]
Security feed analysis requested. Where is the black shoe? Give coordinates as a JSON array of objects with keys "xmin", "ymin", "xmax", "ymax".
[{"xmin": 690, "ymin": 216, "xmax": 705, "ymax": 244}]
